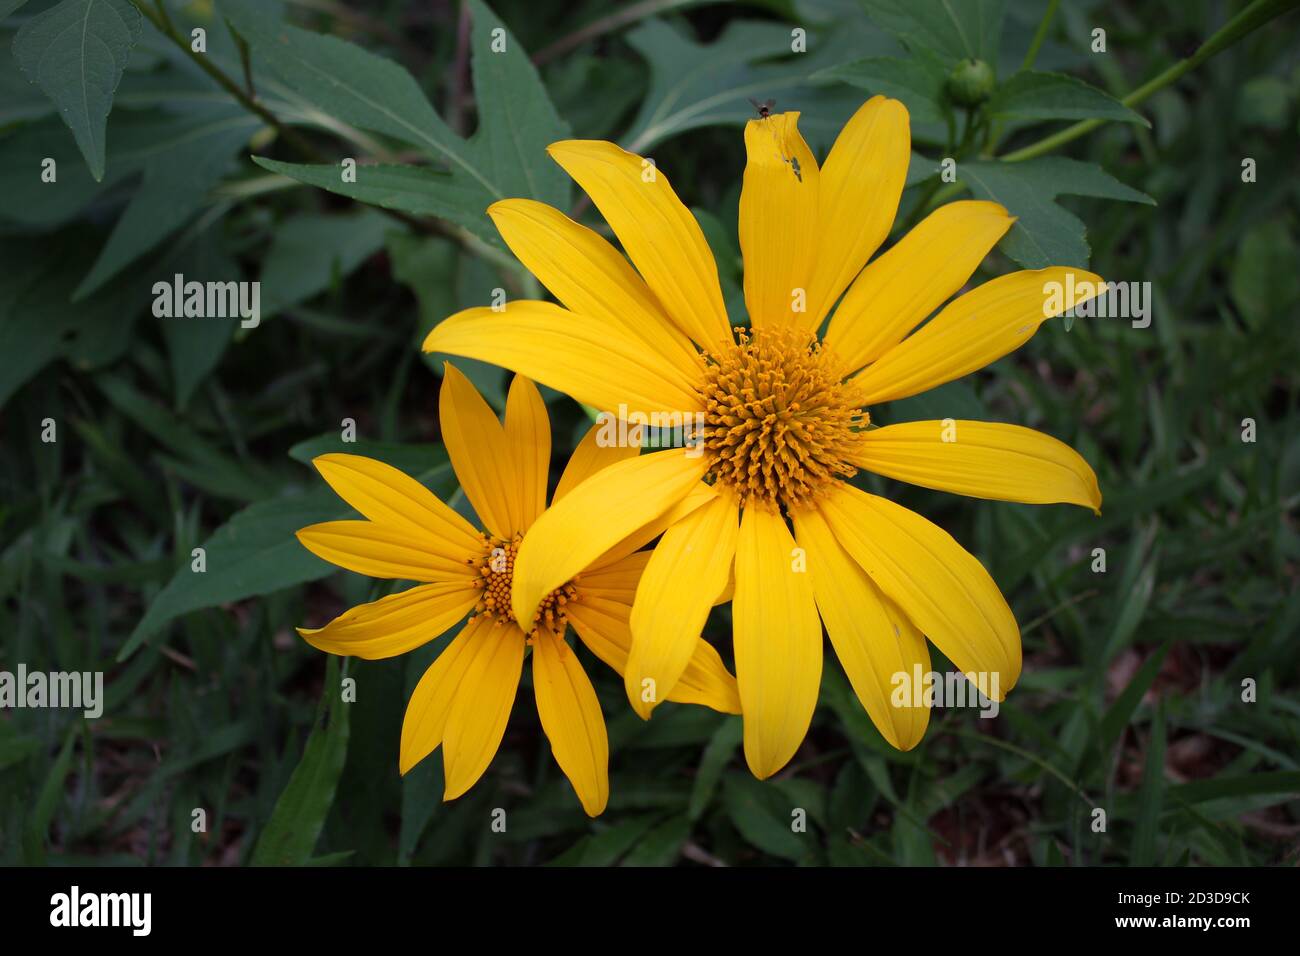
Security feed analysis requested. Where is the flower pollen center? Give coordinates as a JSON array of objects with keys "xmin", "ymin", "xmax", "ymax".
[
  {"xmin": 469, "ymin": 535, "xmax": 579, "ymax": 635},
  {"xmin": 696, "ymin": 326, "xmax": 869, "ymax": 512}
]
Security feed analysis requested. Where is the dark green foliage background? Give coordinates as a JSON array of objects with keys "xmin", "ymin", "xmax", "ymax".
[{"xmin": 1, "ymin": 0, "xmax": 1298, "ymax": 866}]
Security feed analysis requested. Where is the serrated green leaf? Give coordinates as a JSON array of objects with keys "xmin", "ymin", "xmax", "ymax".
[
  {"xmin": 961, "ymin": 157, "xmax": 1155, "ymax": 268},
  {"xmin": 990, "ymin": 70, "xmax": 1148, "ymax": 125},
  {"xmin": 222, "ymin": 0, "xmax": 568, "ymax": 240},
  {"xmin": 813, "ymin": 54, "xmax": 948, "ymax": 124},
  {"xmin": 13, "ymin": 0, "xmax": 142, "ymax": 181}
]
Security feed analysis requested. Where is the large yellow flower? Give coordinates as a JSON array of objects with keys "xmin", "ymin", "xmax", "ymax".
[
  {"xmin": 294, "ymin": 366, "xmax": 740, "ymax": 815},
  {"xmin": 423, "ymin": 97, "xmax": 1104, "ymax": 778}
]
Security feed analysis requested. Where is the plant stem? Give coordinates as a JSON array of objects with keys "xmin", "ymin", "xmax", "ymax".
[
  {"xmin": 1020, "ymin": 0, "xmax": 1060, "ymax": 71},
  {"xmin": 1001, "ymin": 0, "xmax": 1300, "ymax": 162}
]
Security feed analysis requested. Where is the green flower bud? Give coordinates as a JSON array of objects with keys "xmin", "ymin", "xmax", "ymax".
[{"xmin": 947, "ymin": 58, "xmax": 996, "ymax": 107}]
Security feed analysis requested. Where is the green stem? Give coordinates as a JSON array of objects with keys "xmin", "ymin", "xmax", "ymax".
[
  {"xmin": 1001, "ymin": 0, "xmax": 1300, "ymax": 162},
  {"xmin": 1020, "ymin": 0, "xmax": 1060, "ymax": 71}
]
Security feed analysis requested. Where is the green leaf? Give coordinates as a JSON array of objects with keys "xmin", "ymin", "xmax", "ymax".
[
  {"xmin": 259, "ymin": 210, "xmax": 394, "ymax": 319},
  {"xmin": 223, "ymin": 0, "xmax": 568, "ymax": 241},
  {"xmin": 1, "ymin": 1, "xmax": 31, "ymax": 24},
  {"xmin": 1098, "ymin": 641, "xmax": 1170, "ymax": 760},
  {"xmin": 989, "ymin": 70, "xmax": 1149, "ymax": 125},
  {"xmin": 73, "ymin": 108, "xmax": 257, "ymax": 299},
  {"xmin": 687, "ymin": 715, "xmax": 741, "ymax": 821},
  {"xmin": 120, "ymin": 445, "xmax": 454, "ymax": 660},
  {"xmin": 22, "ymin": 727, "xmax": 77, "ymax": 864},
  {"xmin": 861, "ymin": 0, "xmax": 1005, "ymax": 65},
  {"xmin": 1230, "ymin": 219, "xmax": 1300, "ymax": 326},
  {"xmin": 1130, "ymin": 700, "xmax": 1165, "ymax": 866},
  {"xmin": 722, "ymin": 772, "xmax": 810, "ymax": 861},
  {"xmin": 159, "ymin": 230, "xmax": 242, "ymax": 408},
  {"xmin": 13, "ymin": 0, "xmax": 142, "ymax": 181},
  {"xmin": 960, "ymin": 157, "xmax": 1155, "ymax": 268},
  {"xmin": 812, "ymin": 54, "xmax": 948, "ymax": 124},
  {"xmin": 252, "ymin": 657, "xmax": 352, "ymax": 865},
  {"xmin": 253, "ymin": 158, "xmax": 491, "ymax": 240}
]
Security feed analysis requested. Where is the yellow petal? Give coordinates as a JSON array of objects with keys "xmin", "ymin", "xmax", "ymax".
[
  {"xmin": 311, "ymin": 453, "xmax": 483, "ymax": 561},
  {"xmin": 733, "ymin": 506, "xmax": 822, "ymax": 778},
  {"xmin": 511, "ymin": 449, "xmax": 708, "ymax": 626},
  {"xmin": 400, "ymin": 615, "xmax": 486, "ymax": 774},
  {"xmin": 441, "ymin": 620, "xmax": 525, "ymax": 800},
  {"xmin": 806, "ymin": 95, "xmax": 911, "ymax": 329},
  {"xmin": 546, "ymin": 139, "xmax": 730, "ymax": 350},
  {"xmin": 792, "ymin": 508, "xmax": 930, "ymax": 750},
  {"xmin": 425, "ymin": 301, "xmax": 703, "ymax": 417},
  {"xmin": 739, "ymin": 112, "xmax": 820, "ymax": 329},
  {"xmin": 504, "ymin": 376, "xmax": 550, "ymax": 532},
  {"xmin": 487, "ymin": 198, "xmax": 700, "ymax": 377},
  {"xmin": 852, "ymin": 420, "xmax": 1102, "ymax": 512},
  {"xmin": 824, "ymin": 200, "xmax": 1014, "ymax": 372},
  {"xmin": 626, "ymin": 494, "xmax": 739, "ymax": 718},
  {"xmin": 532, "ymin": 627, "xmax": 609, "ymax": 816},
  {"xmin": 553, "ymin": 421, "xmax": 641, "ymax": 504},
  {"xmin": 298, "ymin": 582, "xmax": 480, "ymax": 660},
  {"xmin": 854, "ymin": 267, "xmax": 1103, "ymax": 404},
  {"xmin": 574, "ymin": 550, "xmax": 650, "ymax": 603},
  {"xmin": 296, "ymin": 520, "xmax": 478, "ymax": 581},
  {"xmin": 586, "ymin": 481, "xmax": 716, "ymax": 570},
  {"xmin": 439, "ymin": 363, "xmax": 519, "ymax": 539},
  {"xmin": 817, "ymin": 485, "xmax": 1021, "ymax": 693},
  {"xmin": 568, "ymin": 593, "xmax": 740, "ymax": 713}
]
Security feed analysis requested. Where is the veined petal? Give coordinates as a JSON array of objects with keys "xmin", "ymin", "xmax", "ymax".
[
  {"xmin": 553, "ymin": 421, "xmax": 642, "ymax": 504},
  {"xmin": 532, "ymin": 628, "xmax": 609, "ymax": 816},
  {"xmin": 400, "ymin": 615, "xmax": 486, "ymax": 774},
  {"xmin": 441, "ymin": 620, "xmax": 525, "ymax": 800},
  {"xmin": 792, "ymin": 508, "xmax": 930, "ymax": 751},
  {"xmin": 296, "ymin": 520, "xmax": 478, "ymax": 582},
  {"xmin": 854, "ymin": 268, "xmax": 1104, "ymax": 404},
  {"xmin": 504, "ymin": 376, "xmax": 550, "ymax": 532},
  {"xmin": 487, "ymin": 198, "xmax": 700, "ymax": 376},
  {"xmin": 574, "ymin": 550, "xmax": 650, "ymax": 604},
  {"xmin": 439, "ymin": 363, "xmax": 518, "ymax": 539},
  {"xmin": 512, "ymin": 449, "xmax": 708, "ymax": 626},
  {"xmin": 626, "ymin": 494, "xmax": 739, "ymax": 718},
  {"xmin": 817, "ymin": 485, "xmax": 1021, "ymax": 694},
  {"xmin": 425, "ymin": 301, "xmax": 703, "ymax": 417},
  {"xmin": 733, "ymin": 507, "xmax": 822, "ymax": 778},
  {"xmin": 587, "ymin": 481, "xmax": 717, "ymax": 569},
  {"xmin": 298, "ymin": 582, "xmax": 480, "ymax": 660},
  {"xmin": 806, "ymin": 95, "xmax": 911, "ymax": 329},
  {"xmin": 568, "ymin": 593, "xmax": 740, "ymax": 713},
  {"xmin": 546, "ymin": 139, "xmax": 731, "ymax": 350},
  {"xmin": 311, "ymin": 453, "xmax": 483, "ymax": 560},
  {"xmin": 824, "ymin": 201, "xmax": 1014, "ymax": 373},
  {"xmin": 852, "ymin": 420, "xmax": 1102, "ymax": 512},
  {"xmin": 739, "ymin": 112, "xmax": 820, "ymax": 329}
]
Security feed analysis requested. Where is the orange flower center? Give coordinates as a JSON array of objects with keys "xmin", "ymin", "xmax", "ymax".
[
  {"xmin": 470, "ymin": 535, "xmax": 579, "ymax": 635},
  {"xmin": 696, "ymin": 327, "xmax": 868, "ymax": 512}
]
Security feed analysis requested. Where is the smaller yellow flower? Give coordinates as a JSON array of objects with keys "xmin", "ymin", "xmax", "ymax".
[{"xmin": 294, "ymin": 365, "xmax": 740, "ymax": 816}]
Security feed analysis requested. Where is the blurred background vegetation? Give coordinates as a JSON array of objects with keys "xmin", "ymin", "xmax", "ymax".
[{"xmin": 1, "ymin": 0, "xmax": 1298, "ymax": 866}]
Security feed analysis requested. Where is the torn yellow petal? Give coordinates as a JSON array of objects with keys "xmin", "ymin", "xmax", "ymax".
[
  {"xmin": 854, "ymin": 267, "xmax": 1104, "ymax": 405},
  {"xmin": 733, "ymin": 506, "xmax": 822, "ymax": 778},
  {"xmin": 739, "ymin": 112, "xmax": 820, "ymax": 329},
  {"xmin": 852, "ymin": 420, "xmax": 1102, "ymax": 513},
  {"xmin": 824, "ymin": 200, "xmax": 1014, "ymax": 373},
  {"xmin": 547, "ymin": 139, "xmax": 730, "ymax": 350},
  {"xmin": 532, "ymin": 627, "xmax": 609, "ymax": 816},
  {"xmin": 298, "ymin": 581, "xmax": 480, "ymax": 661}
]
